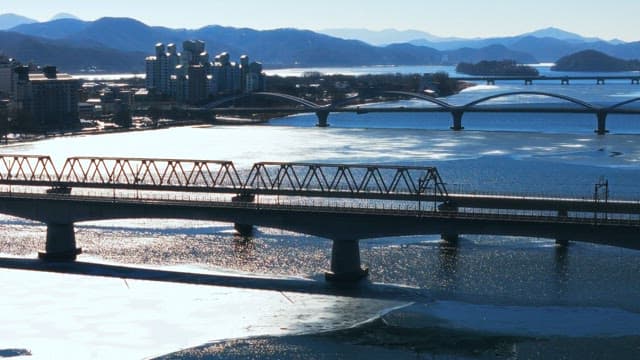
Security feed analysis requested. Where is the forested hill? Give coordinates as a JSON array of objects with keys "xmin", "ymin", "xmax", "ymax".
[{"xmin": 552, "ymin": 50, "xmax": 640, "ymax": 72}]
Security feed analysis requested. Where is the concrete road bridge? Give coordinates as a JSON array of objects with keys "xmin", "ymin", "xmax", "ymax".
[
  {"xmin": 450, "ymin": 75, "xmax": 640, "ymax": 86},
  {"xmin": 204, "ymin": 91, "xmax": 640, "ymax": 135},
  {"xmin": 0, "ymin": 154, "xmax": 638, "ymax": 281}
]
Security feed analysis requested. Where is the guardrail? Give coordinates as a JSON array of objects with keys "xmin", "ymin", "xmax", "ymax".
[{"xmin": 1, "ymin": 188, "xmax": 638, "ymax": 227}]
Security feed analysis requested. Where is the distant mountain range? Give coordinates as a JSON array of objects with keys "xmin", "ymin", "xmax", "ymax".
[
  {"xmin": 0, "ymin": 13, "xmax": 37, "ymax": 30},
  {"xmin": 320, "ymin": 28, "xmax": 467, "ymax": 45},
  {"xmin": 320, "ymin": 27, "xmax": 638, "ymax": 62},
  {"xmin": 0, "ymin": 12, "xmax": 79, "ymax": 30},
  {"xmin": 0, "ymin": 14, "xmax": 638, "ymax": 73},
  {"xmin": 319, "ymin": 27, "xmax": 616, "ymax": 46},
  {"xmin": 405, "ymin": 28, "xmax": 640, "ymax": 62}
]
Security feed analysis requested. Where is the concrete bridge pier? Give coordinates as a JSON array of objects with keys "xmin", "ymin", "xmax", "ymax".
[
  {"xmin": 316, "ymin": 111, "xmax": 330, "ymax": 127},
  {"xmin": 232, "ymin": 193, "xmax": 256, "ymax": 237},
  {"xmin": 441, "ymin": 233, "xmax": 459, "ymax": 243},
  {"xmin": 595, "ymin": 111, "xmax": 609, "ymax": 135},
  {"xmin": 38, "ymin": 223, "xmax": 82, "ymax": 261},
  {"xmin": 439, "ymin": 202, "xmax": 460, "ymax": 243},
  {"xmin": 325, "ymin": 239, "xmax": 369, "ymax": 282},
  {"xmin": 234, "ymin": 223, "xmax": 254, "ymax": 237},
  {"xmin": 450, "ymin": 110, "xmax": 464, "ymax": 131},
  {"xmin": 555, "ymin": 209, "xmax": 570, "ymax": 246}
]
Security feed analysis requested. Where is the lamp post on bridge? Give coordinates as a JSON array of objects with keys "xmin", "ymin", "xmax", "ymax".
[
  {"xmin": 593, "ymin": 177, "xmax": 609, "ymax": 223},
  {"xmin": 134, "ymin": 176, "xmax": 140, "ymax": 199},
  {"xmin": 417, "ymin": 177, "xmax": 423, "ymax": 213}
]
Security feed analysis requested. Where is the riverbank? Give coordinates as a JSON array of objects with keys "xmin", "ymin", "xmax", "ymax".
[
  {"xmin": 0, "ymin": 119, "xmax": 211, "ymax": 147},
  {"xmin": 212, "ymin": 116, "xmax": 269, "ymax": 125}
]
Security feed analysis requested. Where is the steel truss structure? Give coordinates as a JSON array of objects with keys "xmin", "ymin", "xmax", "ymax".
[
  {"xmin": 0, "ymin": 155, "xmax": 58, "ymax": 182},
  {"xmin": 0, "ymin": 155, "xmax": 449, "ymax": 199},
  {"xmin": 245, "ymin": 162, "xmax": 448, "ymax": 197},
  {"xmin": 59, "ymin": 157, "xmax": 243, "ymax": 189}
]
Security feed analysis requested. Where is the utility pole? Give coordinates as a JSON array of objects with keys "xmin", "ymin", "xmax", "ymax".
[{"xmin": 593, "ymin": 177, "xmax": 609, "ymax": 223}]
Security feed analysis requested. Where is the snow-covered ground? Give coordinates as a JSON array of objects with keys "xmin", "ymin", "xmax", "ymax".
[{"xmin": 0, "ymin": 260, "xmax": 397, "ymax": 359}]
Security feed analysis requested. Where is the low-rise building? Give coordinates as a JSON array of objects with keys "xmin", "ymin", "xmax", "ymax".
[{"xmin": 15, "ymin": 66, "xmax": 80, "ymax": 130}]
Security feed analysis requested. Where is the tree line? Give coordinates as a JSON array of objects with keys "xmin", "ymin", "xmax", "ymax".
[{"xmin": 456, "ymin": 60, "xmax": 539, "ymax": 76}]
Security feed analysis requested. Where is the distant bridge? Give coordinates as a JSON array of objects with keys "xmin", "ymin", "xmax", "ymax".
[
  {"xmin": 1, "ymin": 154, "xmax": 639, "ymax": 281},
  {"xmin": 450, "ymin": 75, "xmax": 640, "ymax": 86},
  {"xmin": 205, "ymin": 91, "xmax": 640, "ymax": 134}
]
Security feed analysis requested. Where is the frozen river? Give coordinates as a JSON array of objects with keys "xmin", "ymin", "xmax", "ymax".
[{"xmin": 1, "ymin": 80, "xmax": 640, "ymax": 359}]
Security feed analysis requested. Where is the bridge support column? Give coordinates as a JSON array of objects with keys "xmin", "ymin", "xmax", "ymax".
[
  {"xmin": 38, "ymin": 223, "xmax": 81, "ymax": 261},
  {"xmin": 486, "ymin": 79, "xmax": 495, "ymax": 85},
  {"xmin": 316, "ymin": 111, "xmax": 330, "ymax": 127},
  {"xmin": 234, "ymin": 223, "xmax": 254, "ymax": 237},
  {"xmin": 232, "ymin": 193, "xmax": 255, "ymax": 237},
  {"xmin": 555, "ymin": 209, "xmax": 569, "ymax": 246},
  {"xmin": 441, "ymin": 233, "xmax": 459, "ymax": 243},
  {"xmin": 325, "ymin": 240, "xmax": 368, "ymax": 282},
  {"xmin": 595, "ymin": 111, "xmax": 609, "ymax": 135},
  {"xmin": 450, "ymin": 110, "xmax": 464, "ymax": 131},
  {"xmin": 556, "ymin": 237, "xmax": 569, "ymax": 247},
  {"xmin": 439, "ymin": 202, "xmax": 459, "ymax": 243}
]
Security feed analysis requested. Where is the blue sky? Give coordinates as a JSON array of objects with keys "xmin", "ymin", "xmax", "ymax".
[{"xmin": 3, "ymin": 0, "xmax": 639, "ymax": 41}]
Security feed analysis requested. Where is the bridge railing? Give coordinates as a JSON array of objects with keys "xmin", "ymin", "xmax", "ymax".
[{"xmin": 1, "ymin": 186, "xmax": 638, "ymax": 227}]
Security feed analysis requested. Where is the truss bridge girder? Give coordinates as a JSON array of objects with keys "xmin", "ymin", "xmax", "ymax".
[
  {"xmin": 0, "ymin": 155, "xmax": 59, "ymax": 182},
  {"xmin": 0, "ymin": 155, "xmax": 450, "ymax": 201},
  {"xmin": 243, "ymin": 162, "xmax": 449, "ymax": 198},
  {"xmin": 58, "ymin": 157, "xmax": 244, "ymax": 189}
]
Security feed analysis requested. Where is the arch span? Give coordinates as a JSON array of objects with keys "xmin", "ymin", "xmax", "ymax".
[
  {"xmin": 463, "ymin": 91, "xmax": 598, "ymax": 110},
  {"xmin": 206, "ymin": 92, "xmax": 322, "ymax": 110},
  {"xmin": 380, "ymin": 91, "xmax": 453, "ymax": 109},
  {"xmin": 333, "ymin": 90, "xmax": 452, "ymax": 109},
  {"xmin": 607, "ymin": 97, "xmax": 640, "ymax": 110}
]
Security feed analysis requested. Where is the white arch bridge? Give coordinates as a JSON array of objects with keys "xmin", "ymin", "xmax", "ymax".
[{"xmin": 204, "ymin": 91, "xmax": 640, "ymax": 134}]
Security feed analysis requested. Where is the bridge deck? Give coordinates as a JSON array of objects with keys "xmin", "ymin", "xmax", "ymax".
[
  {"xmin": 0, "ymin": 155, "xmax": 638, "ymax": 216},
  {"xmin": 0, "ymin": 191, "xmax": 638, "ymax": 252}
]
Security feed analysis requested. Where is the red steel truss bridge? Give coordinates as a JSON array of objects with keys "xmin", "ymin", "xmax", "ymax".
[
  {"xmin": 1, "ymin": 154, "xmax": 639, "ymax": 281},
  {"xmin": 0, "ymin": 155, "xmax": 449, "ymax": 201}
]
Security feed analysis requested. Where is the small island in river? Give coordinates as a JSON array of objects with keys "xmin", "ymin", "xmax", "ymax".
[
  {"xmin": 552, "ymin": 50, "xmax": 640, "ymax": 72},
  {"xmin": 455, "ymin": 60, "xmax": 540, "ymax": 76}
]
